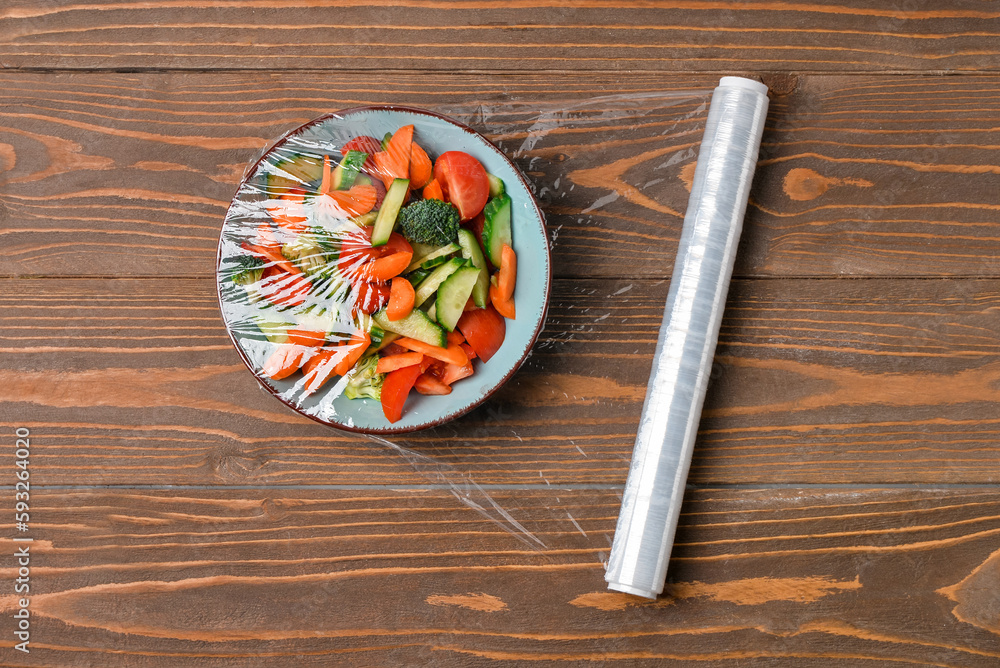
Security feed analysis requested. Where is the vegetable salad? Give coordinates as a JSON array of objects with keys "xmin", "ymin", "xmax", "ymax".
[{"xmin": 225, "ymin": 124, "xmax": 518, "ymax": 423}]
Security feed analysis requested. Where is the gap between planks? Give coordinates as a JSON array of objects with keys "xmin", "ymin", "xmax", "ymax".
[
  {"xmin": 3, "ymin": 483, "xmax": 999, "ymax": 491},
  {"xmin": 2, "ymin": 67, "xmax": 999, "ymax": 76}
]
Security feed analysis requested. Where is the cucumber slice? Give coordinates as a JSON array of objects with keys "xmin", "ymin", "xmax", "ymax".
[
  {"xmin": 456, "ymin": 228, "xmax": 489, "ymax": 308},
  {"xmin": 381, "ymin": 132, "xmax": 393, "ymax": 151},
  {"xmin": 406, "ymin": 267, "xmax": 432, "ymax": 286},
  {"xmin": 425, "ymin": 302, "xmax": 437, "ymax": 321},
  {"xmin": 331, "ymin": 150, "xmax": 367, "ymax": 190},
  {"xmin": 406, "ymin": 242, "xmax": 461, "ymax": 273},
  {"xmin": 372, "ymin": 331, "xmax": 400, "ymax": 352},
  {"xmin": 350, "ymin": 211, "xmax": 378, "ymax": 227},
  {"xmin": 413, "ymin": 257, "xmax": 465, "ymax": 308},
  {"xmin": 486, "ymin": 172, "xmax": 505, "ymax": 198},
  {"xmin": 371, "ymin": 178, "xmax": 410, "ymax": 246},
  {"xmin": 373, "ymin": 309, "xmax": 446, "ymax": 348},
  {"xmin": 435, "ymin": 266, "xmax": 481, "ymax": 332},
  {"xmin": 264, "ymin": 152, "xmax": 324, "ymax": 194},
  {"xmin": 481, "ymin": 193, "xmax": 512, "ymax": 268},
  {"xmin": 403, "ymin": 241, "xmax": 459, "ymax": 274},
  {"xmin": 253, "ymin": 317, "xmax": 293, "ymax": 344}
]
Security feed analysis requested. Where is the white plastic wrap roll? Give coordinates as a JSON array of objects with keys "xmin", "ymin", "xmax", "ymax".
[{"xmin": 605, "ymin": 76, "xmax": 769, "ymax": 599}]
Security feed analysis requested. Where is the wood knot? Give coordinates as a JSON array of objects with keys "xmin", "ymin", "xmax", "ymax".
[
  {"xmin": 783, "ymin": 167, "xmax": 872, "ymax": 201},
  {"xmin": 760, "ymin": 73, "xmax": 799, "ymax": 97},
  {"xmin": 208, "ymin": 448, "xmax": 268, "ymax": 481},
  {"xmin": 937, "ymin": 548, "xmax": 1000, "ymax": 634}
]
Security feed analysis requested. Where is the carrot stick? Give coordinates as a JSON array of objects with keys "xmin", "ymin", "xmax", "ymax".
[
  {"xmin": 376, "ymin": 352, "xmax": 423, "ymax": 373},
  {"xmin": 394, "ymin": 337, "xmax": 469, "ymax": 367},
  {"xmin": 489, "ymin": 281, "xmax": 516, "ymax": 320},
  {"xmin": 498, "ymin": 244, "xmax": 517, "ymax": 302},
  {"xmin": 386, "ymin": 277, "xmax": 415, "ymax": 321},
  {"xmin": 318, "ymin": 154, "xmax": 333, "ymax": 193}
]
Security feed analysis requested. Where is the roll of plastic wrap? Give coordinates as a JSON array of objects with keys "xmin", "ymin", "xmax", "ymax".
[{"xmin": 605, "ymin": 76, "xmax": 769, "ymax": 599}]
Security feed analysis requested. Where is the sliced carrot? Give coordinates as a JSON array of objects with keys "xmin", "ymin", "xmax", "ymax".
[
  {"xmin": 441, "ymin": 360, "xmax": 474, "ymax": 385},
  {"xmin": 365, "ymin": 251, "xmax": 413, "ymax": 282},
  {"xmin": 498, "ymin": 244, "xmax": 517, "ymax": 302},
  {"xmin": 386, "ymin": 277, "xmax": 415, "ymax": 321},
  {"xmin": 285, "ymin": 328, "xmax": 327, "ymax": 347},
  {"xmin": 371, "ymin": 152, "xmax": 396, "ymax": 190},
  {"xmin": 409, "ymin": 141, "xmax": 433, "ymax": 189},
  {"xmin": 415, "ymin": 372, "xmax": 452, "ymax": 395},
  {"xmin": 265, "ymin": 188, "xmax": 309, "ymax": 233},
  {"xmin": 376, "ymin": 352, "xmax": 423, "ymax": 374},
  {"xmin": 301, "ymin": 347, "xmax": 347, "ymax": 395},
  {"xmin": 262, "ymin": 344, "xmax": 311, "ymax": 380},
  {"xmin": 446, "ymin": 330, "xmax": 466, "ymax": 346},
  {"xmin": 315, "ymin": 183, "xmax": 378, "ymax": 218},
  {"xmin": 394, "ymin": 337, "xmax": 469, "ymax": 367},
  {"xmin": 334, "ymin": 330, "xmax": 371, "ymax": 376},
  {"xmin": 490, "ymin": 281, "xmax": 516, "ymax": 320},
  {"xmin": 423, "ymin": 178, "xmax": 444, "ymax": 201},
  {"xmin": 384, "ymin": 124, "xmax": 413, "ymax": 179}
]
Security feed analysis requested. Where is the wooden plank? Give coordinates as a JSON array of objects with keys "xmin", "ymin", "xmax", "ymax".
[
  {"xmin": 3, "ymin": 276, "xmax": 1000, "ymax": 486},
  {"xmin": 1, "ymin": 1, "xmax": 996, "ymax": 72},
  {"xmin": 3, "ymin": 72, "xmax": 999, "ymax": 279},
  {"xmin": 3, "ymin": 486, "xmax": 999, "ymax": 666}
]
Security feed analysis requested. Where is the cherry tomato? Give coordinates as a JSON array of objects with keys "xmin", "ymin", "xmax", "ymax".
[{"xmin": 433, "ymin": 151, "xmax": 489, "ymax": 221}]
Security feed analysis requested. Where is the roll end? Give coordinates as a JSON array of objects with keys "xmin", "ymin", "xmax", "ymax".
[
  {"xmin": 718, "ymin": 76, "xmax": 768, "ymax": 96},
  {"xmin": 606, "ymin": 580, "xmax": 660, "ymax": 600}
]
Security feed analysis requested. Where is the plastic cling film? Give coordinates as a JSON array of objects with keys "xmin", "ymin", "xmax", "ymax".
[
  {"xmin": 217, "ymin": 85, "xmax": 719, "ymax": 552},
  {"xmin": 605, "ymin": 77, "xmax": 769, "ymax": 598}
]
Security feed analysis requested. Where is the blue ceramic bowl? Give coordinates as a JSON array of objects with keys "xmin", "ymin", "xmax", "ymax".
[{"xmin": 217, "ymin": 106, "xmax": 550, "ymax": 433}]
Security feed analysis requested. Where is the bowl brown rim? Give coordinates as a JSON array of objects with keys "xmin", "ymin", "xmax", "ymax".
[{"xmin": 215, "ymin": 105, "xmax": 551, "ymax": 434}]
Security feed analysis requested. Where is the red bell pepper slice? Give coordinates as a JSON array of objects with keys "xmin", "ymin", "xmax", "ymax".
[{"xmin": 381, "ymin": 364, "xmax": 422, "ymax": 423}]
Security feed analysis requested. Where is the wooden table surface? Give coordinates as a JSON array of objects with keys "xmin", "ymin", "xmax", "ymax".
[{"xmin": 3, "ymin": 2, "xmax": 1000, "ymax": 666}]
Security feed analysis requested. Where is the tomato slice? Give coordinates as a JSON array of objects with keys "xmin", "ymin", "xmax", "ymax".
[
  {"xmin": 456, "ymin": 304, "xmax": 506, "ymax": 362},
  {"xmin": 433, "ymin": 151, "xmax": 490, "ymax": 221},
  {"xmin": 352, "ymin": 280, "xmax": 390, "ymax": 315},
  {"xmin": 381, "ymin": 364, "xmax": 423, "ymax": 423}
]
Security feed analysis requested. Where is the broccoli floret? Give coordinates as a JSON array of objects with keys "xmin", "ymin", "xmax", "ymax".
[
  {"xmin": 344, "ymin": 354, "xmax": 385, "ymax": 401},
  {"xmin": 397, "ymin": 199, "xmax": 461, "ymax": 246},
  {"xmin": 232, "ymin": 255, "xmax": 265, "ymax": 286}
]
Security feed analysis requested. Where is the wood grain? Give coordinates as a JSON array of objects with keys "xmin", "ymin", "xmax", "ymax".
[
  {"xmin": 4, "ymin": 276, "xmax": 999, "ymax": 486},
  {"xmin": 2, "ymin": 487, "xmax": 999, "ymax": 666},
  {"xmin": 2, "ymin": 72, "xmax": 999, "ymax": 279},
  {"xmin": 1, "ymin": 1, "xmax": 997, "ymax": 72}
]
